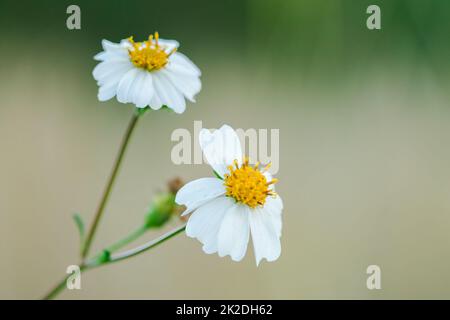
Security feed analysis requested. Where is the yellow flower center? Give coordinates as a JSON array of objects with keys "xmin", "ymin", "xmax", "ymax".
[
  {"xmin": 224, "ymin": 157, "xmax": 278, "ymax": 208},
  {"xmin": 127, "ymin": 32, "xmax": 176, "ymax": 71}
]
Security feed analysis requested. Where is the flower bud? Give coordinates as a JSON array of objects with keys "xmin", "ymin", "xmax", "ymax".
[
  {"xmin": 144, "ymin": 178, "xmax": 185, "ymax": 229},
  {"xmin": 144, "ymin": 193, "xmax": 176, "ymax": 228}
]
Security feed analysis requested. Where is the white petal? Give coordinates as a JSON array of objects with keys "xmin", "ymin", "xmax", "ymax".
[
  {"xmin": 264, "ymin": 196, "xmax": 283, "ymax": 237},
  {"xmin": 95, "ymin": 63, "xmax": 134, "ymax": 102},
  {"xmin": 217, "ymin": 204, "xmax": 250, "ymax": 261},
  {"xmin": 176, "ymin": 177, "xmax": 226, "ymax": 216},
  {"xmin": 98, "ymin": 81, "xmax": 119, "ymax": 101},
  {"xmin": 186, "ymin": 196, "xmax": 234, "ymax": 254},
  {"xmin": 264, "ymin": 195, "xmax": 283, "ymax": 215},
  {"xmin": 263, "ymin": 171, "xmax": 278, "ymax": 192},
  {"xmin": 199, "ymin": 124, "xmax": 243, "ymax": 177},
  {"xmin": 94, "ymin": 40, "xmax": 129, "ymax": 61},
  {"xmin": 93, "ymin": 51, "xmax": 111, "ymax": 61},
  {"xmin": 97, "ymin": 64, "xmax": 133, "ymax": 89},
  {"xmin": 116, "ymin": 68, "xmax": 139, "ymax": 104},
  {"xmin": 133, "ymin": 72, "xmax": 154, "ymax": 108},
  {"xmin": 127, "ymin": 70, "xmax": 149, "ymax": 107},
  {"xmin": 249, "ymin": 207, "xmax": 281, "ymax": 266},
  {"xmin": 168, "ymin": 52, "xmax": 201, "ymax": 76},
  {"xmin": 149, "ymin": 90, "xmax": 163, "ymax": 110},
  {"xmin": 94, "ymin": 50, "xmax": 128, "ymax": 62},
  {"xmin": 161, "ymin": 69, "xmax": 201, "ymax": 102},
  {"xmin": 92, "ymin": 59, "xmax": 132, "ymax": 84},
  {"xmin": 158, "ymin": 38, "xmax": 180, "ymax": 53},
  {"xmin": 119, "ymin": 38, "xmax": 133, "ymax": 49},
  {"xmin": 152, "ymin": 72, "xmax": 186, "ymax": 113},
  {"xmin": 101, "ymin": 39, "xmax": 122, "ymax": 51}
]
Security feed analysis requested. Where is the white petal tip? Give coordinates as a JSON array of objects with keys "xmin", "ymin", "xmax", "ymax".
[
  {"xmin": 231, "ymin": 255, "xmax": 245, "ymax": 262},
  {"xmin": 149, "ymin": 104, "xmax": 163, "ymax": 111},
  {"xmin": 202, "ymin": 245, "xmax": 218, "ymax": 255},
  {"xmin": 255, "ymin": 254, "xmax": 281, "ymax": 266},
  {"xmin": 185, "ymin": 230, "xmax": 195, "ymax": 238},
  {"xmin": 97, "ymin": 94, "xmax": 111, "ymax": 102},
  {"xmin": 93, "ymin": 53, "xmax": 103, "ymax": 61}
]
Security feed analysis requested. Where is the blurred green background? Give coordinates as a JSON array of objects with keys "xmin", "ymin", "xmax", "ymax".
[{"xmin": 0, "ymin": 0, "xmax": 450, "ymax": 299}]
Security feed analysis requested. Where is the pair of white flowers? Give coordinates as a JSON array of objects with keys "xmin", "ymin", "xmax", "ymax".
[{"xmin": 93, "ymin": 33, "xmax": 283, "ymax": 265}]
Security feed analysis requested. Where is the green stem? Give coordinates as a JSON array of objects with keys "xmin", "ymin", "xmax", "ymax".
[
  {"xmin": 42, "ymin": 224, "xmax": 186, "ymax": 299},
  {"xmin": 43, "ymin": 265, "xmax": 87, "ymax": 300},
  {"xmin": 81, "ymin": 111, "xmax": 141, "ymax": 259},
  {"xmin": 43, "ymin": 276, "xmax": 68, "ymax": 300},
  {"xmin": 99, "ymin": 224, "xmax": 186, "ymax": 266},
  {"xmin": 106, "ymin": 225, "xmax": 148, "ymax": 253}
]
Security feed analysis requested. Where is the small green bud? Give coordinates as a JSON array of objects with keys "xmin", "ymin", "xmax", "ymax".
[{"xmin": 144, "ymin": 193, "xmax": 176, "ymax": 228}]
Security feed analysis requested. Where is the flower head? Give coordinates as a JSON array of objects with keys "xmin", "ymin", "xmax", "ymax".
[
  {"xmin": 224, "ymin": 158, "xmax": 277, "ymax": 208},
  {"xmin": 93, "ymin": 32, "xmax": 201, "ymax": 113},
  {"xmin": 176, "ymin": 125, "xmax": 283, "ymax": 265}
]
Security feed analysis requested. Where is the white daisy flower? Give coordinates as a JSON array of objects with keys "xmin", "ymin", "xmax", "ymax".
[
  {"xmin": 176, "ymin": 125, "xmax": 283, "ymax": 265},
  {"xmin": 93, "ymin": 32, "xmax": 201, "ymax": 113}
]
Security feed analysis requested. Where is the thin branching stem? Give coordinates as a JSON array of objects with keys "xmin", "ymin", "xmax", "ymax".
[
  {"xmin": 43, "ymin": 224, "xmax": 186, "ymax": 299},
  {"xmin": 81, "ymin": 111, "xmax": 141, "ymax": 259}
]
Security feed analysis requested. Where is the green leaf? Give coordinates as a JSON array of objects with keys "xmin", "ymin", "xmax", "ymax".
[{"xmin": 72, "ymin": 213, "xmax": 85, "ymax": 241}]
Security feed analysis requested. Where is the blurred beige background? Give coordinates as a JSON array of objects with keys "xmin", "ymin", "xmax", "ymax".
[{"xmin": 0, "ymin": 0, "xmax": 450, "ymax": 299}]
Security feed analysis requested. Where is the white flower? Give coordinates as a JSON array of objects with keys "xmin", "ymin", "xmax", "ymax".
[
  {"xmin": 176, "ymin": 125, "xmax": 283, "ymax": 265},
  {"xmin": 93, "ymin": 32, "xmax": 201, "ymax": 113}
]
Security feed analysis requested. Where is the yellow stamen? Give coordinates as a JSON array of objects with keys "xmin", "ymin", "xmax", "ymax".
[
  {"xmin": 224, "ymin": 157, "xmax": 278, "ymax": 208},
  {"xmin": 128, "ymin": 32, "xmax": 175, "ymax": 72},
  {"xmin": 262, "ymin": 162, "xmax": 272, "ymax": 172}
]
